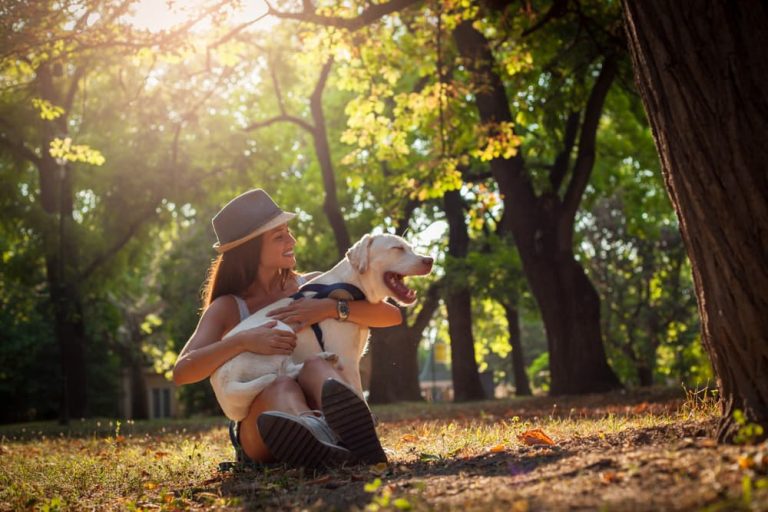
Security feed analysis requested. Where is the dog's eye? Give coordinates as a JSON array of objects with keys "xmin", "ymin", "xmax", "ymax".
[{"xmin": 391, "ymin": 246, "xmax": 405, "ymax": 251}]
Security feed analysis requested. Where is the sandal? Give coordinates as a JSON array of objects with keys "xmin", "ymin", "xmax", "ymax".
[
  {"xmin": 257, "ymin": 410, "xmax": 350, "ymax": 469},
  {"xmin": 321, "ymin": 378, "xmax": 388, "ymax": 465}
]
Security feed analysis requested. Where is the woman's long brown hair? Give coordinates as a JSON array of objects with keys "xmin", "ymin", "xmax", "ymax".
[{"xmin": 201, "ymin": 235, "xmax": 296, "ymax": 309}]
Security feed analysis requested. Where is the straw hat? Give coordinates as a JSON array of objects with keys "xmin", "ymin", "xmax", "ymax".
[{"xmin": 212, "ymin": 189, "xmax": 296, "ymax": 253}]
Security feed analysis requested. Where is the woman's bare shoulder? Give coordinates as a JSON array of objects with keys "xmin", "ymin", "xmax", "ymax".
[{"xmin": 203, "ymin": 295, "xmax": 240, "ymax": 331}]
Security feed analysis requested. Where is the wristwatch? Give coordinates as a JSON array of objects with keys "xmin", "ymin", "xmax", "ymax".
[{"xmin": 336, "ymin": 300, "xmax": 350, "ymax": 322}]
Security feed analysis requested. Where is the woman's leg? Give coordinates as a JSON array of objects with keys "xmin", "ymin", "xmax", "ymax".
[
  {"xmin": 238, "ymin": 375, "xmax": 311, "ymax": 462},
  {"xmin": 296, "ymin": 356, "xmax": 350, "ymax": 409},
  {"xmin": 297, "ymin": 356, "xmax": 387, "ymax": 464}
]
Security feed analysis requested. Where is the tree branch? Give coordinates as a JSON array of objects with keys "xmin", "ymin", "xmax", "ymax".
[
  {"xmin": 408, "ymin": 280, "xmax": 442, "ymax": 334},
  {"xmin": 269, "ymin": 56, "xmax": 287, "ymax": 115},
  {"xmin": 521, "ymin": 0, "xmax": 570, "ymax": 38},
  {"xmin": 311, "ymin": 58, "xmax": 334, "ymax": 103},
  {"xmin": 0, "ymin": 117, "xmax": 42, "ymax": 165},
  {"xmin": 550, "ymin": 110, "xmax": 580, "ymax": 193},
  {"xmin": 561, "ymin": 56, "xmax": 617, "ymax": 224},
  {"xmin": 266, "ymin": 0, "xmax": 422, "ymax": 31},
  {"xmin": 78, "ymin": 200, "xmax": 161, "ymax": 281},
  {"xmin": 395, "ymin": 198, "xmax": 419, "ymax": 236},
  {"xmin": 245, "ymin": 114, "xmax": 314, "ymax": 133}
]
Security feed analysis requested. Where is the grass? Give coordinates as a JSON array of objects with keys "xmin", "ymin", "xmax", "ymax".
[{"xmin": 1, "ymin": 387, "xmax": 766, "ymax": 511}]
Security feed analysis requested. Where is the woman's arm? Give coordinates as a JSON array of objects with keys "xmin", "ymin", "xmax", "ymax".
[
  {"xmin": 267, "ymin": 297, "xmax": 402, "ymax": 331},
  {"xmin": 173, "ymin": 299, "xmax": 242, "ymax": 385},
  {"xmin": 345, "ymin": 299, "xmax": 402, "ymax": 328},
  {"xmin": 173, "ymin": 298, "xmax": 297, "ymax": 385}
]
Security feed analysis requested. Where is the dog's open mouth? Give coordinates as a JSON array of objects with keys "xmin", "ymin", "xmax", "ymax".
[{"xmin": 384, "ymin": 271, "xmax": 417, "ymax": 304}]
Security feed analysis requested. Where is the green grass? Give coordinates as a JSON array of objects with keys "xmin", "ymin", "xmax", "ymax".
[{"xmin": 0, "ymin": 387, "xmax": 730, "ymax": 511}]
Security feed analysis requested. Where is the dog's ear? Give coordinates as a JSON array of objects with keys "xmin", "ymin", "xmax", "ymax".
[{"xmin": 346, "ymin": 234, "xmax": 374, "ymax": 274}]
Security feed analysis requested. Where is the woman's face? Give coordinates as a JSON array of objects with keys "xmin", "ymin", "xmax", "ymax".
[{"xmin": 260, "ymin": 224, "xmax": 296, "ymax": 269}]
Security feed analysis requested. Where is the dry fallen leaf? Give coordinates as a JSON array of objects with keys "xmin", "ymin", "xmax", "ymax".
[
  {"xmin": 600, "ymin": 471, "xmax": 620, "ymax": 484},
  {"xmin": 738, "ymin": 454, "xmax": 755, "ymax": 469},
  {"xmin": 307, "ymin": 475, "xmax": 333, "ymax": 486},
  {"xmin": 517, "ymin": 428, "xmax": 556, "ymax": 446},
  {"xmin": 512, "ymin": 499, "xmax": 529, "ymax": 512},
  {"xmin": 489, "ymin": 444, "xmax": 506, "ymax": 453},
  {"xmin": 154, "ymin": 451, "xmax": 169, "ymax": 459},
  {"xmin": 400, "ymin": 434, "xmax": 419, "ymax": 443}
]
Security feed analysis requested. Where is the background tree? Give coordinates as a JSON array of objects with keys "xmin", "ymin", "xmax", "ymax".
[{"xmin": 623, "ymin": 0, "xmax": 768, "ymax": 441}]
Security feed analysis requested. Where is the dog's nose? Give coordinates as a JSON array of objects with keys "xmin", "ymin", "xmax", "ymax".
[{"xmin": 422, "ymin": 257, "xmax": 434, "ymax": 267}]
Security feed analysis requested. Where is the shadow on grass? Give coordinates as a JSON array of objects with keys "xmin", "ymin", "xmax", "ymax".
[
  {"xmin": 214, "ymin": 447, "xmax": 571, "ymax": 510},
  {"xmin": 0, "ymin": 416, "xmax": 226, "ymax": 442}
]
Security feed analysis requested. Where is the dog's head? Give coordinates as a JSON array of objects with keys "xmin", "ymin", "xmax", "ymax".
[{"xmin": 346, "ymin": 233, "xmax": 433, "ymax": 305}]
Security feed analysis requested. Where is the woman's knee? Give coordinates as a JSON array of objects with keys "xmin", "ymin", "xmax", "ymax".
[
  {"xmin": 265, "ymin": 375, "xmax": 301, "ymax": 394},
  {"xmin": 301, "ymin": 355, "xmax": 333, "ymax": 373}
]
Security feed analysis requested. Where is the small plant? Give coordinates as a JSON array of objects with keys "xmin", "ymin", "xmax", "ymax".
[
  {"xmin": 679, "ymin": 383, "xmax": 719, "ymax": 419},
  {"xmin": 733, "ymin": 409, "xmax": 765, "ymax": 446},
  {"xmin": 364, "ymin": 478, "xmax": 412, "ymax": 511}
]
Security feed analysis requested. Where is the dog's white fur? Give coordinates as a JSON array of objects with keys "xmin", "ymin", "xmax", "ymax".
[{"xmin": 210, "ymin": 233, "xmax": 433, "ymax": 421}]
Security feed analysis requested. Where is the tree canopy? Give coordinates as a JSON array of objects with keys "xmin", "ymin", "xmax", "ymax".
[{"xmin": 0, "ymin": 0, "xmax": 712, "ymax": 425}]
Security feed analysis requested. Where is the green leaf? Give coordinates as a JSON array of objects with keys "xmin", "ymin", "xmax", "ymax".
[{"xmin": 364, "ymin": 478, "xmax": 382, "ymax": 493}]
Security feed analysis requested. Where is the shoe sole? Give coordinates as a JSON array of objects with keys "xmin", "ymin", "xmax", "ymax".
[
  {"xmin": 258, "ymin": 413, "xmax": 350, "ymax": 469},
  {"xmin": 321, "ymin": 379, "xmax": 388, "ymax": 465}
]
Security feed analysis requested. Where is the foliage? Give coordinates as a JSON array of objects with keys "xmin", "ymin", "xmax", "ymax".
[{"xmin": 0, "ymin": 0, "xmax": 707, "ymax": 419}]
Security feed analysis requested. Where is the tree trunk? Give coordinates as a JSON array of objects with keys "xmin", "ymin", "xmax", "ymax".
[
  {"xmin": 444, "ymin": 190, "xmax": 485, "ymax": 401},
  {"xmin": 453, "ymin": 20, "xmax": 621, "ymax": 395},
  {"xmin": 368, "ymin": 321, "xmax": 423, "ymax": 403},
  {"xmin": 502, "ymin": 304, "xmax": 532, "ymax": 396},
  {"xmin": 369, "ymin": 269, "xmax": 441, "ymax": 403},
  {"xmin": 309, "ymin": 59, "xmax": 351, "ymax": 258},
  {"xmin": 623, "ymin": 0, "xmax": 768, "ymax": 441},
  {"xmin": 37, "ymin": 64, "xmax": 89, "ymax": 421}
]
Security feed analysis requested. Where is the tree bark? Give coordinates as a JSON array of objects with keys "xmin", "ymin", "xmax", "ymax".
[
  {"xmin": 623, "ymin": 0, "xmax": 768, "ymax": 442},
  {"xmin": 37, "ymin": 63, "xmax": 89, "ymax": 421},
  {"xmin": 453, "ymin": 20, "xmax": 621, "ymax": 395},
  {"xmin": 502, "ymin": 303, "xmax": 532, "ymax": 396},
  {"xmin": 309, "ymin": 59, "xmax": 351, "ymax": 258},
  {"xmin": 369, "ymin": 282, "xmax": 441, "ymax": 403},
  {"xmin": 367, "ymin": 322, "xmax": 423, "ymax": 403},
  {"xmin": 444, "ymin": 190, "xmax": 485, "ymax": 401}
]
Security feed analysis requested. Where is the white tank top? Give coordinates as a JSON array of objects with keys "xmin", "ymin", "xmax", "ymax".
[{"xmin": 231, "ymin": 275, "xmax": 307, "ymax": 321}]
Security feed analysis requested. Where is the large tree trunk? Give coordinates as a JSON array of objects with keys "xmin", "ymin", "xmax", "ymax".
[
  {"xmin": 37, "ymin": 64, "xmax": 89, "ymax": 421},
  {"xmin": 368, "ymin": 322, "xmax": 423, "ymax": 403},
  {"xmin": 453, "ymin": 20, "xmax": 621, "ymax": 395},
  {"xmin": 369, "ymin": 282, "xmax": 441, "ymax": 403},
  {"xmin": 502, "ymin": 303, "xmax": 532, "ymax": 396},
  {"xmin": 444, "ymin": 190, "xmax": 485, "ymax": 401},
  {"xmin": 623, "ymin": 0, "xmax": 768, "ymax": 441}
]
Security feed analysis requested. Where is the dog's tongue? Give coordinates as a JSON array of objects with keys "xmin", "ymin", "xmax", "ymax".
[{"xmin": 384, "ymin": 272, "xmax": 416, "ymax": 302}]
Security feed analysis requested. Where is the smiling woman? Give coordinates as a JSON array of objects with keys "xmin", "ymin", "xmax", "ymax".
[{"xmin": 127, "ymin": 0, "xmax": 271, "ymax": 33}]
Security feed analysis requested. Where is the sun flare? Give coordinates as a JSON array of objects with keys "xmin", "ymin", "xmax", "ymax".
[{"xmin": 127, "ymin": 0, "xmax": 272, "ymax": 33}]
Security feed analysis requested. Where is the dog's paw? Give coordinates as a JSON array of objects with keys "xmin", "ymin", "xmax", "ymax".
[
  {"xmin": 318, "ymin": 351, "xmax": 339, "ymax": 364},
  {"xmin": 318, "ymin": 352, "xmax": 344, "ymax": 370}
]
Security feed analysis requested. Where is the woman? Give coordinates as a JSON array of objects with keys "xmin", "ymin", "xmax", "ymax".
[{"xmin": 173, "ymin": 189, "xmax": 401, "ymax": 468}]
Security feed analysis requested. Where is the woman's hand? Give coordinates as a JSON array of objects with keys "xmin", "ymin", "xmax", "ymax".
[
  {"xmin": 266, "ymin": 298, "xmax": 335, "ymax": 332},
  {"xmin": 233, "ymin": 320, "xmax": 297, "ymax": 355}
]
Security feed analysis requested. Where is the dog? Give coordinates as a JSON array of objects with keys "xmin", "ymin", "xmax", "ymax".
[{"xmin": 210, "ymin": 233, "xmax": 434, "ymax": 421}]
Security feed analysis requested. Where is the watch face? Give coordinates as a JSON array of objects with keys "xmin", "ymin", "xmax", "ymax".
[{"xmin": 338, "ymin": 300, "xmax": 350, "ymax": 320}]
